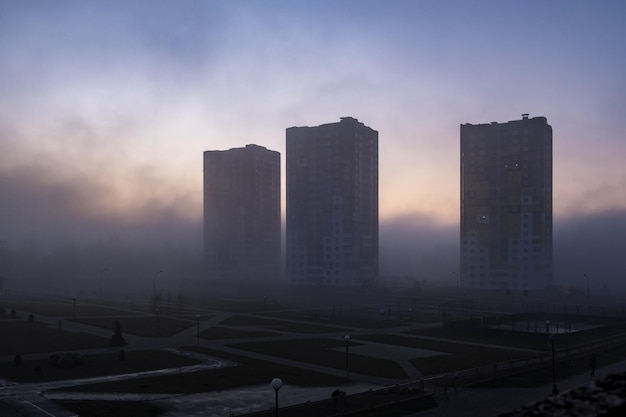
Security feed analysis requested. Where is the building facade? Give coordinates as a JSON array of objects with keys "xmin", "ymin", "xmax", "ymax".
[
  {"xmin": 286, "ymin": 117, "xmax": 378, "ymax": 285},
  {"xmin": 460, "ymin": 114, "xmax": 553, "ymax": 291},
  {"xmin": 203, "ymin": 144, "xmax": 280, "ymax": 281}
]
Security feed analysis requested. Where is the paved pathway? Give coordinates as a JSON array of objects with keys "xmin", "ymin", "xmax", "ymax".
[
  {"xmin": 1, "ymin": 304, "xmax": 395, "ymax": 416},
  {"xmin": 411, "ymin": 358, "xmax": 626, "ymax": 417},
  {"xmin": 2, "ymin": 300, "xmax": 625, "ymax": 417}
]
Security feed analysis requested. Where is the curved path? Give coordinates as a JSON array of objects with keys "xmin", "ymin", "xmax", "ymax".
[
  {"xmin": 4, "ymin": 300, "xmax": 623, "ymax": 417},
  {"xmin": 1, "ymin": 304, "xmax": 398, "ymax": 416}
]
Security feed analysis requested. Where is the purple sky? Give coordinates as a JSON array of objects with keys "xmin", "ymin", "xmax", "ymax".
[{"xmin": 1, "ymin": 1, "xmax": 625, "ymax": 287}]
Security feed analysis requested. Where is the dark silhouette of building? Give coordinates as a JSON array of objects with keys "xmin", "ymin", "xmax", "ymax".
[
  {"xmin": 460, "ymin": 114, "xmax": 553, "ymax": 291},
  {"xmin": 286, "ymin": 117, "xmax": 378, "ymax": 285},
  {"xmin": 203, "ymin": 144, "xmax": 280, "ymax": 281}
]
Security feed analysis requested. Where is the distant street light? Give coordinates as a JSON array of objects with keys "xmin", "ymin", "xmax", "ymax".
[
  {"xmin": 153, "ymin": 270, "xmax": 163, "ymax": 297},
  {"xmin": 196, "ymin": 314, "xmax": 200, "ymax": 346},
  {"xmin": 550, "ymin": 334, "xmax": 558, "ymax": 395},
  {"xmin": 584, "ymin": 274, "xmax": 590, "ymax": 315},
  {"xmin": 99, "ymin": 267, "xmax": 108, "ymax": 299},
  {"xmin": 452, "ymin": 272, "xmax": 459, "ymax": 299},
  {"xmin": 344, "ymin": 334, "xmax": 351, "ymax": 380},
  {"xmin": 271, "ymin": 377, "xmax": 283, "ymax": 417},
  {"xmin": 546, "ymin": 319, "xmax": 550, "ymax": 334}
]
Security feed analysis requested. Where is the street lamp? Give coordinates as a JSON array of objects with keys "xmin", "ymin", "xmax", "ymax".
[
  {"xmin": 584, "ymin": 274, "xmax": 590, "ymax": 315},
  {"xmin": 99, "ymin": 267, "xmax": 108, "ymax": 299},
  {"xmin": 196, "ymin": 314, "xmax": 200, "ymax": 346},
  {"xmin": 550, "ymin": 334, "xmax": 558, "ymax": 395},
  {"xmin": 344, "ymin": 334, "xmax": 351, "ymax": 380},
  {"xmin": 452, "ymin": 272, "xmax": 459, "ymax": 299},
  {"xmin": 546, "ymin": 320, "xmax": 550, "ymax": 334},
  {"xmin": 271, "ymin": 377, "xmax": 283, "ymax": 417},
  {"xmin": 153, "ymin": 270, "xmax": 163, "ymax": 297}
]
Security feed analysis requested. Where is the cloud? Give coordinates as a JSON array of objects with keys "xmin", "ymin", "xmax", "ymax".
[{"xmin": 0, "ymin": 152, "xmax": 200, "ymax": 247}]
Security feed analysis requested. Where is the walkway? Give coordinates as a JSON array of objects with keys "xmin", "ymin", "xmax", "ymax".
[
  {"xmin": 411, "ymin": 358, "xmax": 626, "ymax": 417},
  {"xmin": 2, "ymin": 300, "xmax": 625, "ymax": 417}
]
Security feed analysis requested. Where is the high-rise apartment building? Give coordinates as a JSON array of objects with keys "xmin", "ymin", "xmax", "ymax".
[
  {"xmin": 460, "ymin": 114, "xmax": 552, "ymax": 291},
  {"xmin": 203, "ymin": 144, "xmax": 280, "ymax": 281},
  {"xmin": 286, "ymin": 117, "xmax": 378, "ymax": 285}
]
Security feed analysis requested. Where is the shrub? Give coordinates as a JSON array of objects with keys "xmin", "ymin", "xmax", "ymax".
[{"xmin": 110, "ymin": 320, "xmax": 127, "ymax": 346}]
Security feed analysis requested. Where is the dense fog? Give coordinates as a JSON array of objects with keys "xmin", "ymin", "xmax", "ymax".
[{"xmin": 1, "ymin": 165, "xmax": 624, "ymax": 297}]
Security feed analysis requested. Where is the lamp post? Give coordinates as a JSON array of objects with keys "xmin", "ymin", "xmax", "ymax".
[
  {"xmin": 546, "ymin": 320, "xmax": 550, "ymax": 334},
  {"xmin": 550, "ymin": 334, "xmax": 558, "ymax": 395},
  {"xmin": 271, "ymin": 377, "xmax": 283, "ymax": 417},
  {"xmin": 344, "ymin": 334, "xmax": 351, "ymax": 380},
  {"xmin": 99, "ymin": 267, "xmax": 108, "ymax": 299},
  {"xmin": 584, "ymin": 274, "xmax": 590, "ymax": 315},
  {"xmin": 452, "ymin": 271, "xmax": 459, "ymax": 299},
  {"xmin": 196, "ymin": 314, "xmax": 200, "ymax": 346},
  {"xmin": 153, "ymin": 270, "xmax": 163, "ymax": 297}
]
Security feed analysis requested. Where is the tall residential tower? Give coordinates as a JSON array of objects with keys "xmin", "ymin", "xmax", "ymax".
[
  {"xmin": 460, "ymin": 114, "xmax": 552, "ymax": 291},
  {"xmin": 286, "ymin": 117, "xmax": 378, "ymax": 285},
  {"xmin": 203, "ymin": 144, "xmax": 280, "ymax": 281}
]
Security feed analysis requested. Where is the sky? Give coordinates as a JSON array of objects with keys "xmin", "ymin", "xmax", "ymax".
[{"xmin": 1, "ymin": 0, "xmax": 625, "ymax": 287}]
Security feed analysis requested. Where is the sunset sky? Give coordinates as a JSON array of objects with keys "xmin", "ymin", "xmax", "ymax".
[{"xmin": 1, "ymin": 1, "xmax": 625, "ymax": 283}]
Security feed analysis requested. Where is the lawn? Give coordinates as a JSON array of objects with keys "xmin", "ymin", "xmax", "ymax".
[
  {"xmin": 0, "ymin": 320, "xmax": 108, "ymax": 356},
  {"xmin": 9, "ymin": 300, "xmax": 136, "ymax": 318},
  {"xmin": 359, "ymin": 333, "xmax": 535, "ymax": 376},
  {"xmin": 261, "ymin": 310, "xmax": 414, "ymax": 329},
  {"xmin": 473, "ymin": 343, "xmax": 626, "ymax": 388},
  {"xmin": 410, "ymin": 314, "xmax": 626, "ymax": 351},
  {"xmin": 54, "ymin": 346, "xmax": 347, "ymax": 394},
  {"xmin": 0, "ymin": 350, "xmax": 201, "ymax": 383},
  {"xmin": 54, "ymin": 400, "xmax": 161, "ymax": 417},
  {"xmin": 404, "ymin": 324, "xmax": 551, "ymax": 351},
  {"xmin": 72, "ymin": 315, "xmax": 195, "ymax": 337},
  {"xmin": 199, "ymin": 326, "xmax": 279, "ymax": 340},
  {"xmin": 195, "ymin": 297, "xmax": 270, "ymax": 312},
  {"xmin": 220, "ymin": 314, "xmax": 349, "ymax": 334},
  {"xmin": 227, "ymin": 338, "xmax": 408, "ymax": 379}
]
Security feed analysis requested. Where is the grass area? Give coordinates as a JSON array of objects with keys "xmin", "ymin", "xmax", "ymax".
[
  {"xmin": 220, "ymin": 314, "xmax": 348, "ymax": 333},
  {"xmin": 405, "ymin": 324, "xmax": 551, "ymax": 351},
  {"xmin": 410, "ymin": 314, "xmax": 626, "ymax": 351},
  {"xmin": 199, "ymin": 326, "xmax": 279, "ymax": 340},
  {"xmin": 240, "ymin": 391, "xmax": 437, "ymax": 417},
  {"xmin": 261, "ymin": 310, "xmax": 414, "ymax": 329},
  {"xmin": 0, "ymin": 350, "xmax": 200, "ymax": 383},
  {"xmin": 53, "ymin": 400, "xmax": 161, "ymax": 417},
  {"xmin": 9, "ymin": 300, "xmax": 136, "ymax": 317},
  {"xmin": 56, "ymin": 346, "xmax": 346, "ymax": 394},
  {"xmin": 359, "ymin": 333, "xmax": 535, "ymax": 376},
  {"xmin": 198, "ymin": 297, "xmax": 270, "ymax": 312},
  {"xmin": 227, "ymin": 338, "xmax": 407, "ymax": 379},
  {"xmin": 73, "ymin": 316, "xmax": 194, "ymax": 337},
  {"xmin": 473, "ymin": 343, "xmax": 626, "ymax": 388},
  {"xmin": 0, "ymin": 320, "xmax": 108, "ymax": 356}
]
